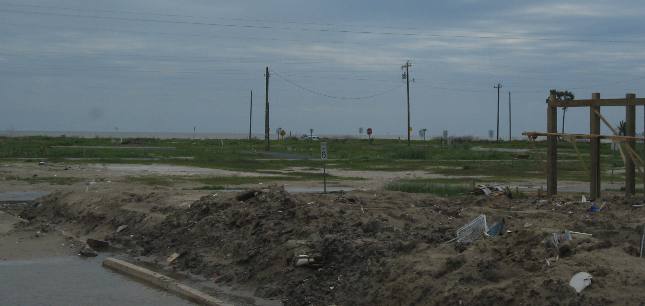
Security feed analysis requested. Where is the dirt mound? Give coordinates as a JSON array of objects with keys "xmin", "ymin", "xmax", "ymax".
[
  {"xmin": 20, "ymin": 187, "xmax": 645, "ymax": 305},
  {"xmin": 129, "ymin": 187, "xmax": 461, "ymax": 305}
]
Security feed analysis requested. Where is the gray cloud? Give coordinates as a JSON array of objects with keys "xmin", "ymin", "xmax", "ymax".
[{"xmin": 2, "ymin": 0, "xmax": 645, "ymax": 137}]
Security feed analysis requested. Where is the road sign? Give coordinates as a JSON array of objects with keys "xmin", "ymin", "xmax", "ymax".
[
  {"xmin": 320, "ymin": 142, "xmax": 328, "ymax": 160},
  {"xmin": 367, "ymin": 128, "xmax": 373, "ymax": 136}
]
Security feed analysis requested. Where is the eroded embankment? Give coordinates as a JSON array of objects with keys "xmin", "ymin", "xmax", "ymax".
[{"xmin": 19, "ymin": 187, "xmax": 645, "ymax": 305}]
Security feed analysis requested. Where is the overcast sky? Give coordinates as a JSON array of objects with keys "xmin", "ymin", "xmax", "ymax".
[{"xmin": 2, "ymin": 0, "xmax": 645, "ymax": 138}]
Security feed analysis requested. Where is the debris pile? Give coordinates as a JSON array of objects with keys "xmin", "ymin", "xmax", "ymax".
[
  {"xmin": 473, "ymin": 184, "xmax": 512, "ymax": 197},
  {"xmin": 17, "ymin": 188, "xmax": 645, "ymax": 305}
]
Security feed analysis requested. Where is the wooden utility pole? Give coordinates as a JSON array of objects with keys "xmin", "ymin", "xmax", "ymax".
[
  {"xmin": 265, "ymin": 67, "xmax": 270, "ymax": 151},
  {"xmin": 249, "ymin": 90, "xmax": 253, "ymax": 141},
  {"xmin": 590, "ymin": 93, "xmax": 601, "ymax": 200},
  {"xmin": 402, "ymin": 61, "xmax": 412, "ymax": 146},
  {"xmin": 547, "ymin": 91, "xmax": 557, "ymax": 196},
  {"xmin": 494, "ymin": 83, "xmax": 503, "ymax": 141},
  {"xmin": 626, "ymin": 93, "xmax": 636, "ymax": 196},
  {"xmin": 508, "ymin": 91, "xmax": 512, "ymax": 141}
]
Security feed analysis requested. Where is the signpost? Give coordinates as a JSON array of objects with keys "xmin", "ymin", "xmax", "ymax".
[
  {"xmin": 367, "ymin": 128, "xmax": 373, "ymax": 140},
  {"xmin": 320, "ymin": 142, "xmax": 328, "ymax": 193}
]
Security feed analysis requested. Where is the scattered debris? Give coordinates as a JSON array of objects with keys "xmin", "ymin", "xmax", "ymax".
[
  {"xmin": 79, "ymin": 246, "xmax": 98, "ymax": 257},
  {"xmin": 293, "ymin": 254, "xmax": 320, "ymax": 267},
  {"xmin": 569, "ymin": 231, "xmax": 592, "ymax": 237},
  {"xmin": 487, "ymin": 219, "xmax": 505, "ymax": 237},
  {"xmin": 548, "ymin": 230, "xmax": 572, "ymax": 250},
  {"xmin": 166, "ymin": 252, "xmax": 183, "ymax": 264},
  {"xmin": 569, "ymin": 272, "xmax": 592, "ymax": 293},
  {"xmin": 19, "ymin": 187, "xmax": 645, "ymax": 304},
  {"xmin": 116, "ymin": 225, "xmax": 128, "ymax": 233},
  {"xmin": 455, "ymin": 214, "xmax": 488, "ymax": 244},
  {"xmin": 86, "ymin": 238, "xmax": 110, "ymax": 251},
  {"xmin": 588, "ymin": 202, "xmax": 603, "ymax": 212},
  {"xmin": 473, "ymin": 185, "xmax": 511, "ymax": 198}
]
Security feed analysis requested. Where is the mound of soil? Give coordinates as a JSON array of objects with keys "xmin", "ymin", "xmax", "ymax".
[{"xmin": 20, "ymin": 187, "xmax": 645, "ymax": 305}]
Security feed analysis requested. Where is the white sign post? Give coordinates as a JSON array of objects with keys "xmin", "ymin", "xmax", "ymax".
[{"xmin": 320, "ymin": 142, "xmax": 328, "ymax": 193}]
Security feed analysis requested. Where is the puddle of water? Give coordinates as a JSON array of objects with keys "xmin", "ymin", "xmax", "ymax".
[
  {"xmin": 0, "ymin": 191, "xmax": 49, "ymax": 202},
  {"xmin": 0, "ymin": 255, "xmax": 195, "ymax": 306}
]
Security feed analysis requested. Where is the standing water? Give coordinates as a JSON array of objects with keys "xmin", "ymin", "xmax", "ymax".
[{"xmin": 0, "ymin": 255, "xmax": 195, "ymax": 305}]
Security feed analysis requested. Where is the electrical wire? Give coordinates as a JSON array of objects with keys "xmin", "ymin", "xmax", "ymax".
[
  {"xmin": 2, "ymin": 7, "xmax": 645, "ymax": 45},
  {"xmin": 271, "ymin": 70, "xmax": 403, "ymax": 100}
]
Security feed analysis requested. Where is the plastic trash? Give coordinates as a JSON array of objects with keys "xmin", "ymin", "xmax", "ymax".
[
  {"xmin": 487, "ymin": 220, "xmax": 505, "ymax": 236},
  {"xmin": 569, "ymin": 272, "xmax": 592, "ymax": 293}
]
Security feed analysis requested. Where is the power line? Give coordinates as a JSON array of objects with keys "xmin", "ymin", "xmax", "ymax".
[
  {"xmin": 0, "ymin": 20, "xmax": 374, "ymax": 48},
  {"xmin": 0, "ymin": 2, "xmax": 424, "ymax": 33},
  {"xmin": 271, "ymin": 70, "xmax": 403, "ymax": 101},
  {"xmin": 3, "ymin": 8, "xmax": 645, "ymax": 45}
]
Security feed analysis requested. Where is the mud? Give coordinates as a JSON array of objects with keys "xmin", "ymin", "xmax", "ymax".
[{"xmin": 17, "ymin": 187, "xmax": 645, "ymax": 305}]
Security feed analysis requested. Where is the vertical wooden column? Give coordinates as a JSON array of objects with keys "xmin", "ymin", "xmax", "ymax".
[
  {"xmin": 626, "ymin": 93, "xmax": 636, "ymax": 196},
  {"xmin": 547, "ymin": 92, "xmax": 558, "ymax": 196},
  {"xmin": 590, "ymin": 93, "xmax": 601, "ymax": 200}
]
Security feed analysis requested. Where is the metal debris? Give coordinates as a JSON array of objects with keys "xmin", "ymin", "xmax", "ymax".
[{"xmin": 455, "ymin": 214, "xmax": 489, "ymax": 244}]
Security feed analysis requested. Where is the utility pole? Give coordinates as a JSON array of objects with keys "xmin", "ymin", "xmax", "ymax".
[
  {"xmin": 508, "ymin": 91, "xmax": 512, "ymax": 141},
  {"xmin": 494, "ymin": 83, "xmax": 503, "ymax": 141},
  {"xmin": 402, "ymin": 61, "xmax": 412, "ymax": 146},
  {"xmin": 249, "ymin": 90, "xmax": 253, "ymax": 141},
  {"xmin": 265, "ymin": 67, "xmax": 270, "ymax": 151}
]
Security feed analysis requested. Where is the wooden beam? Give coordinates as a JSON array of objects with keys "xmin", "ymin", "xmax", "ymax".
[
  {"xmin": 593, "ymin": 108, "xmax": 645, "ymax": 167},
  {"xmin": 626, "ymin": 93, "xmax": 637, "ymax": 196},
  {"xmin": 555, "ymin": 98, "xmax": 645, "ymax": 108},
  {"xmin": 547, "ymin": 93, "xmax": 558, "ymax": 196},
  {"xmin": 590, "ymin": 93, "xmax": 601, "ymax": 200}
]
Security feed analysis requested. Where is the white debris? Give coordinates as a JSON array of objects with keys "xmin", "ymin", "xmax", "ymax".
[
  {"xmin": 569, "ymin": 272, "xmax": 592, "ymax": 293},
  {"xmin": 455, "ymin": 214, "xmax": 489, "ymax": 244}
]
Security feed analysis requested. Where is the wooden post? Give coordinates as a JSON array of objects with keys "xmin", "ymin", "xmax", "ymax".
[
  {"xmin": 547, "ymin": 92, "xmax": 558, "ymax": 196},
  {"xmin": 626, "ymin": 93, "xmax": 636, "ymax": 196},
  {"xmin": 590, "ymin": 93, "xmax": 601, "ymax": 200},
  {"xmin": 265, "ymin": 67, "xmax": 270, "ymax": 151}
]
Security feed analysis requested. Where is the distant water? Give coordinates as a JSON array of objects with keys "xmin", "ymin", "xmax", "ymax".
[
  {"xmin": 0, "ymin": 130, "xmax": 408, "ymax": 139},
  {"xmin": 0, "ymin": 130, "xmax": 252, "ymax": 140}
]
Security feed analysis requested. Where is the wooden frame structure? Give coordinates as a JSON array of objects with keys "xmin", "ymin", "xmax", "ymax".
[{"xmin": 526, "ymin": 92, "xmax": 645, "ymax": 200}]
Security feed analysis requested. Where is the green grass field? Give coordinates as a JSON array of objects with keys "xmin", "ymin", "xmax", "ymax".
[{"xmin": 0, "ymin": 136, "xmax": 637, "ymax": 195}]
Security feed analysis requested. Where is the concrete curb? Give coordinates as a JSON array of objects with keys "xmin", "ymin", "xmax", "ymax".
[{"xmin": 103, "ymin": 257, "xmax": 225, "ymax": 306}]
